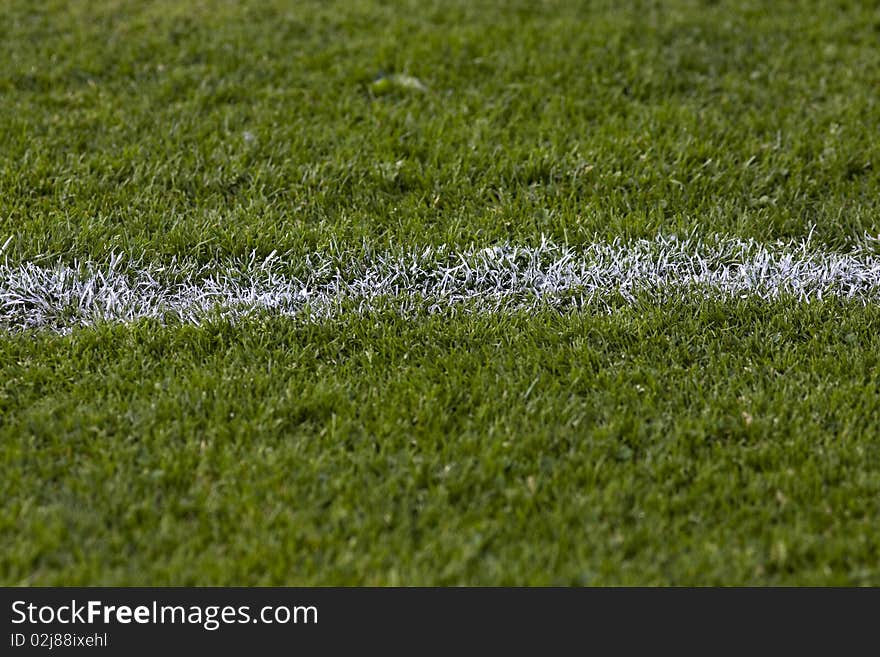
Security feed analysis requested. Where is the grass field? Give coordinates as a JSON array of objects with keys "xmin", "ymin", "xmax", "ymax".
[{"xmin": 2, "ymin": 0, "xmax": 880, "ymax": 585}]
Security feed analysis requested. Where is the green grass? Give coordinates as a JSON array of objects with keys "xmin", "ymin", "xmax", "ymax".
[
  {"xmin": 3, "ymin": 0, "xmax": 880, "ymax": 584},
  {"xmin": 4, "ymin": 303, "xmax": 880, "ymax": 584}
]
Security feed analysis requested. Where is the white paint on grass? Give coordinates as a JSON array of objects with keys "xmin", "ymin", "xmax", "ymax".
[{"xmin": 2, "ymin": 234, "xmax": 880, "ymax": 333}]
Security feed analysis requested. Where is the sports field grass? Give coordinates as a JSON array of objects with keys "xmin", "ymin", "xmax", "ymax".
[{"xmin": 2, "ymin": 0, "xmax": 880, "ymax": 584}]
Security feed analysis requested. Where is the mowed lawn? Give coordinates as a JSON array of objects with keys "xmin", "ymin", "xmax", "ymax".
[{"xmin": 2, "ymin": 0, "xmax": 880, "ymax": 584}]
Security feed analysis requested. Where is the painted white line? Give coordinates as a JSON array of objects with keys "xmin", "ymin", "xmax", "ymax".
[{"xmin": 3, "ymin": 234, "xmax": 880, "ymax": 333}]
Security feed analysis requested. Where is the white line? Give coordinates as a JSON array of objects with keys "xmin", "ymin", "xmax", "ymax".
[{"xmin": 3, "ymin": 234, "xmax": 880, "ymax": 333}]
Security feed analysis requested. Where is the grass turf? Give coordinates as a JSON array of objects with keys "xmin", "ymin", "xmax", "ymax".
[
  {"xmin": 2, "ymin": 0, "xmax": 880, "ymax": 584},
  {"xmin": 3, "ymin": 303, "xmax": 880, "ymax": 584}
]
